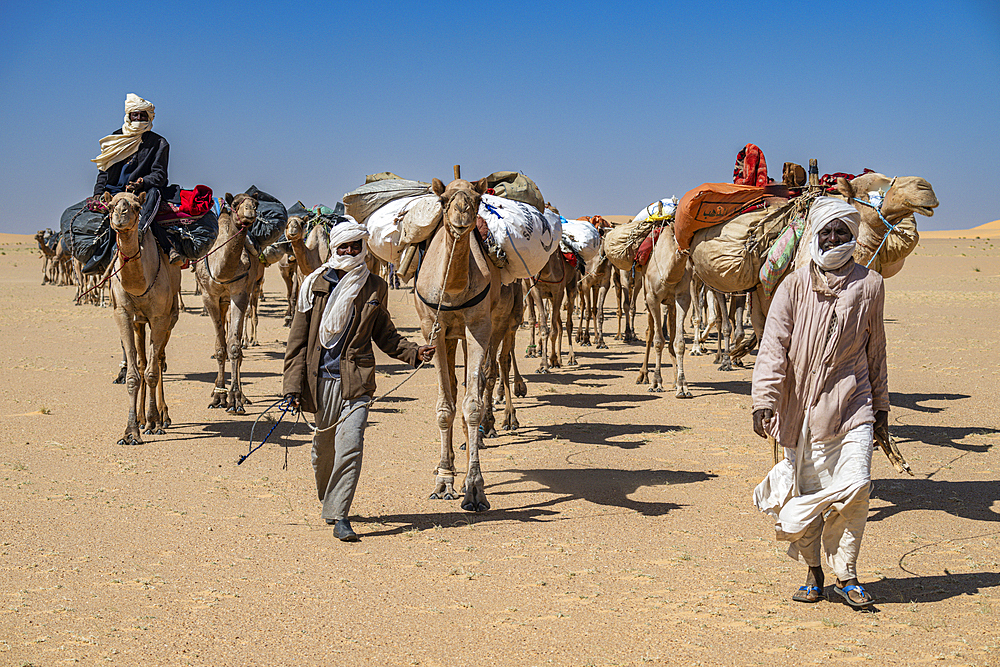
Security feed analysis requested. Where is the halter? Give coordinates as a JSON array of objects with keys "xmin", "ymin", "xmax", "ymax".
[{"xmin": 852, "ymin": 177, "xmax": 899, "ymax": 268}]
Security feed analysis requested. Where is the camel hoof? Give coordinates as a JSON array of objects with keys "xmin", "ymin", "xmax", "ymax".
[
  {"xmin": 567, "ymin": 358, "xmax": 578, "ymax": 366},
  {"xmin": 676, "ymin": 390, "xmax": 694, "ymax": 399},
  {"xmin": 462, "ymin": 498, "xmax": 490, "ymax": 513},
  {"xmin": 635, "ymin": 373, "xmax": 648, "ymax": 384},
  {"xmin": 484, "ymin": 427, "xmax": 498, "ymax": 439},
  {"xmin": 227, "ymin": 405, "xmax": 246, "ymax": 415},
  {"xmin": 719, "ymin": 361, "xmax": 733, "ymax": 372},
  {"xmin": 208, "ymin": 403, "xmax": 222, "ymax": 409},
  {"xmin": 154, "ymin": 428, "xmax": 165, "ymax": 435},
  {"xmin": 649, "ymin": 386, "xmax": 664, "ymax": 393},
  {"xmin": 143, "ymin": 428, "xmax": 154, "ymax": 435},
  {"xmin": 596, "ymin": 341, "xmax": 608, "ymax": 349},
  {"xmin": 513, "ymin": 382, "xmax": 527, "ymax": 398},
  {"xmin": 459, "ymin": 443, "xmax": 466, "ymax": 451}
]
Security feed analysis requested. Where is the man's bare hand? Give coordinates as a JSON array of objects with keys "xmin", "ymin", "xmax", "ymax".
[
  {"xmin": 753, "ymin": 408, "xmax": 774, "ymax": 438},
  {"xmin": 284, "ymin": 393, "xmax": 301, "ymax": 411},
  {"xmin": 417, "ymin": 345, "xmax": 435, "ymax": 363},
  {"xmin": 874, "ymin": 409, "xmax": 889, "ymax": 442}
]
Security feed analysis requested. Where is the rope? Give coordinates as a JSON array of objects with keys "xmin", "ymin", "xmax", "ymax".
[
  {"xmin": 237, "ymin": 396, "xmax": 300, "ymax": 466},
  {"xmin": 853, "ymin": 194, "xmax": 899, "ymax": 268}
]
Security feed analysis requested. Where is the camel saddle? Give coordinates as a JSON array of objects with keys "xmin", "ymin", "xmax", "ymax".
[{"xmin": 674, "ymin": 182, "xmax": 771, "ymax": 252}]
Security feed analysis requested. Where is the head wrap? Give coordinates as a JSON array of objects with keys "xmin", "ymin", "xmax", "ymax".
[
  {"xmin": 297, "ymin": 218, "xmax": 371, "ymax": 349},
  {"xmin": 807, "ymin": 197, "xmax": 861, "ymax": 271},
  {"xmin": 92, "ymin": 94, "xmax": 156, "ymax": 172}
]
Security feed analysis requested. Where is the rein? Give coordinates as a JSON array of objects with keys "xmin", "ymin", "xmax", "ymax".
[{"xmin": 852, "ymin": 178, "xmax": 899, "ymax": 268}]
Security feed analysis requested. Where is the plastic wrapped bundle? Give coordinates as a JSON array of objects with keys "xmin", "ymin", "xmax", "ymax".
[
  {"xmin": 479, "ymin": 193, "xmax": 559, "ymax": 284},
  {"xmin": 160, "ymin": 209, "xmax": 220, "ymax": 260},
  {"xmin": 59, "ymin": 199, "xmax": 112, "ymax": 271},
  {"xmin": 560, "ymin": 218, "xmax": 602, "ymax": 264},
  {"xmin": 399, "ymin": 194, "xmax": 443, "ymax": 245},
  {"xmin": 366, "ymin": 195, "xmax": 426, "ymax": 264},
  {"xmin": 343, "ymin": 179, "xmax": 430, "ymax": 225},
  {"xmin": 244, "ymin": 186, "xmax": 287, "ymax": 250}
]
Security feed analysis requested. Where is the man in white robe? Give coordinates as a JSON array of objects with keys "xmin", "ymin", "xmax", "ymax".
[{"xmin": 752, "ymin": 197, "xmax": 890, "ymax": 607}]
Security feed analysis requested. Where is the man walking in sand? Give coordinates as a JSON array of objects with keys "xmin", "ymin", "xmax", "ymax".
[
  {"xmin": 282, "ymin": 220, "xmax": 434, "ymax": 542},
  {"xmin": 751, "ymin": 197, "xmax": 890, "ymax": 607}
]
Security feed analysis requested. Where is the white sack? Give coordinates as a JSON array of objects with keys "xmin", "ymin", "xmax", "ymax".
[
  {"xmin": 480, "ymin": 194, "xmax": 560, "ymax": 284},
  {"xmin": 632, "ymin": 198, "xmax": 677, "ymax": 225},
  {"xmin": 366, "ymin": 195, "xmax": 424, "ymax": 265},
  {"xmin": 399, "ymin": 194, "xmax": 442, "ymax": 245},
  {"xmin": 560, "ymin": 218, "xmax": 602, "ymax": 264}
]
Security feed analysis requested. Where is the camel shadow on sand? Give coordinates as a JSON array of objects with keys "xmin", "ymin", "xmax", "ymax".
[
  {"xmin": 355, "ymin": 465, "xmax": 718, "ymax": 537},
  {"xmin": 867, "ymin": 571, "xmax": 1000, "ymax": 604},
  {"xmin": 534, "ymin": 421, "xmax": 685, "ymax": 449},
  {"xmin": 870, "ymin": 477, "xmax": 1000, "ymax": 524}
]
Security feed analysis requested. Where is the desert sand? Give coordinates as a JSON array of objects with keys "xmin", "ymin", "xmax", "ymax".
[{"xmin": 1, "ymin": 231, "xmax": 998, "ymax": 666}]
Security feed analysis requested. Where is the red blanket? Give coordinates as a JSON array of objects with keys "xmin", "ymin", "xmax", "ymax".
[
  {"xmin": 635, "ymin": 226, "xmax": 662, "ymax": 266},
  {"xmin": 734, "ymin": 143, "xmax": 769, "ymax": 187},
  {"xmin": 562, "ymin": 251, "xmax": 578, "ymax": 268}
]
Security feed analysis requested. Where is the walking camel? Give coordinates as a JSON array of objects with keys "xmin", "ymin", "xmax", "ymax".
[
  {"xmin": 414, "ymin": 175, "xmax": 496, "ymax": 512},
  {"xmin": 635, "ymin": 218, "xmax": 694, "ymax": 397},
  {"xmin": 481, "ymin": 280, "xmax": 528, "ymax": 437},
  {"xmin": 577, "ymin": 245, "xmax": 613, "ymax": 349},
  {"xmin": 103, "ymin": 191, "xmax": 181, "ymax": 445},
  {"xmin": 526, "ymin": 250, "xmax": 580, "ymax": 372},
  {"xmin": 195, "ymin": 192, "xmax": 264, "ymax": 414}
]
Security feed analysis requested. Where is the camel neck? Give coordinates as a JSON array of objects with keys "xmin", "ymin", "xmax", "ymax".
[
  {"xmin": 116, "ymin": 227, "xmax": 150, "ymax": 294},
  {"xmin": 443, "ymin": 231, "xmax": 472, "ymax": 295}
]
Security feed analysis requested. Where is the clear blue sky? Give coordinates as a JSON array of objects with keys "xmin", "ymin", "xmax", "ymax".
[{"xmin": 1, "ymin": 0, "xmax": 997, "ymax": 235}]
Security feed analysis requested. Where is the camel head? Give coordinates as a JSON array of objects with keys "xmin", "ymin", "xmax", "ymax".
[
  {"xmin": 225, "ymin": 192, "xmax": 259, "ymax": 228},
  {"xmin": 285, "ymin": 215, "xmax": 306, "ymax": 242},
  {"xmin": 107, "ymin": 191, "xmax": 147, "ymax": 234},
  {"xmin": 432, "ymin": 177, "xmax": 488, "ymax": 238},
  {"xmin": 838, "ymin": 173, "xmax": 939, "ymax": 224}
]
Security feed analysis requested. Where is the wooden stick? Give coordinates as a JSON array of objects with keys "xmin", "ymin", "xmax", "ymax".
[
  {"xmin": 453, "ymin": 165, "xmax": 461, "ymax": 180},
  {"xmin": 808, "ymin": 159, "xmax": 819, "ymax": 190}
]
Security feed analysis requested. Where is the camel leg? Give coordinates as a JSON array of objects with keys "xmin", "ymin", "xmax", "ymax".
[
  {"xmin": 480, "ymin": 331, "xmax": 501, "ymax": 439},
  {"xmin": 564, "ymin": 289, "xmax": 577, "ymax": 366},
  {"xmin": 532, "ymin": 291, "xmax": 550, "ymax": 372},
  {"xmin": 524, "ymin": 289, "xmax": 538, "ymax": 357},
  {"xmin": 510, "ymin": 341, "xmax": 527, "ymax": 398},
  {"xmin": 499, "ymin": 327, "xmax": 519, "ymax": 430},
  {"xmin": 430, "ymin": 338, "xmax": 460, "ymax": 500},
  {"xmin": 636, "ymin": 311, "xmax": 655, "ymax": 386},
  {"xmin": 226, "ymin": 290, "xmax": 251, "ymax": 414},
  {"xmin": 204, "ymin": 295, "xmax": 229, "ymax": 409},
  {"xmin": 729, "ymin": 295, "xmax": 746, "ymax": 367},
  {"xmin": 672, "ymin": 281, "xmax": 693, "ymax": 399},
  {"xmin": 732, "ymin": 286, "xmax": 765, "ymax": 362},
  {"xmin": 648, "ymin": 294, "xmax": 668, "ymax": 393},
  {"xmin": 142, "ymin": 320, "xmax": 170, "ymax": 434},
  {"xmin": 613, "ymin": 272, "xmax": 624, "ymax": 340},
  {"xmin": 718, "ymin": 294, "xmax": 734, "ymax": 371},
  {"xmin": 114, "ymin": 308, "xmax": 143, "ymax": 445},
  {"xmin": 594, "ymin": 282, "xmax": 608, "ymax": 349},
  {"xmin": 461, "ymin": 324, "xmax": 491, "ymax": 512},
  {"xmin": 135, "ymin": 323, "xmax": 149, "ymax": 430}
]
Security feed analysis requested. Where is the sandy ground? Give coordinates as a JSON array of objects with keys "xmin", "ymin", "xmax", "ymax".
[{"xmin": 1, "ymin": 232, "xmax": 998, "ymax": 667}]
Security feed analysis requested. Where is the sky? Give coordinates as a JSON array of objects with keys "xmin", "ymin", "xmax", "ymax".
[{"xmin": 1, "ymin": 0, "xmax": 997, "ymax": 235}]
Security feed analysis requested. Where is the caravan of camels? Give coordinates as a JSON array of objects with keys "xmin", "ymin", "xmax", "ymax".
[{"xmin": 42, "ymin": 147, "xmax": 939, "ymax": 511}]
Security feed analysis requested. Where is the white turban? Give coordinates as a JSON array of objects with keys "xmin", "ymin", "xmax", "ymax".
[
  {"xmin": 92, "ymin": 94, "xmax": 156, "ymax": 172},
  {"xmin": 297, "ymin": 218, "xmax": 371, "ymax": 349},
  {"xmin": 808, "ymin": 197, "xmax": 861, "ymax": 271}
]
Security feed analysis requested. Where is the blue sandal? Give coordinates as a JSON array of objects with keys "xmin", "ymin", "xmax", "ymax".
[
  {"xmin": 792, "ymin": 585, "xmax": 825, "ymax": 603},
  {"xmin": 834, "ymin": 583, "xmax": 875, "ymax": 607}
]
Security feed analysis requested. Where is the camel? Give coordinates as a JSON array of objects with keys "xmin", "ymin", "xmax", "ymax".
[
  {"xmin": 414, "ymin": 175, "xmax": 496, "ymax": 512},
  {"xmin": 103, "ymin": 192, "xmax": 181, "ymax": 445},
  {"xmin": 481, "ymin": 280, "xmax": 528, "ymax": 437},
  {"xmin": 194, "ymin": 192, "xmax": 264, "ymax": 414},
  {"xmin": 635, "ymin": 219, "xmax": 693, "ymax": 397},
  {"xmin": 577, "ymin": 245, "xmax": 612, "ymax": 349},
  {"xmin": 527, "ymin": 250, "xmax": 580, "ymax": 372},
  {"xmin": 35, "ymin": 230, "xmax": 57, "ymax": 284},
  {"xmin": 694, "ymin": 173, "xmax": 940, "ymax": 360},
  {"xmin": 52, "ymin": 234, "xmax": 75, "ymax": 286}
]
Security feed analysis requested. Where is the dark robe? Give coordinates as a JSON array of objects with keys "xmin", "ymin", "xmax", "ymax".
[{"xmin": 94, "ymin": 130, "xmax": 169, "ymax": 196}]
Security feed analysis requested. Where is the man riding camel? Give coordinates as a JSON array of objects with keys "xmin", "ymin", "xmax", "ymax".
[{"xmin": 93, "ymin": 93, "xmax": 184, "ymax": 265}]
